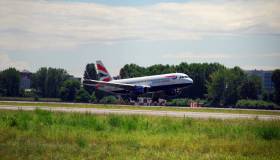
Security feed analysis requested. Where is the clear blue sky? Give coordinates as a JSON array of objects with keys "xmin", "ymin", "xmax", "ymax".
[{"xmin": 0, "ymin": 0, "xmax": 279, "ymax": 76}]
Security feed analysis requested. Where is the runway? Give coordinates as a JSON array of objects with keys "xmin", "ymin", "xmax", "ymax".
[{"xmin": 1, "ymin": 105, "xmax": 280, "ymax": 120}]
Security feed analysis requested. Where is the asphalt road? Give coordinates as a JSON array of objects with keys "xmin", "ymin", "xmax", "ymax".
[{"xmin": 1, "ymin": 105, "xmax": 280, "ymax": 120}]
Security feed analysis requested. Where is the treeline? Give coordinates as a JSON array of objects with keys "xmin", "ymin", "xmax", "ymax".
[
  {"xmin": 0, "ymin": 68, "xmax": 20, "ymax": 97},
  {"xmin": 120, "ymin": 63, "xmax": 280, "ymax": 106},
  {"xmin": 0, "ymin": 65, "xmax": 114, "ymax": 104},
  {"xmin": 0, "ymin": 62, "xmax": 280, "ymax": 107},
  {"xmin": 207, "ymin": 67, "xmax": 262, "ymax": 106}
]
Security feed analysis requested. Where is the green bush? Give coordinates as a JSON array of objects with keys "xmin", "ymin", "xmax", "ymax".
[
  {"xmin": 59, "ymin": 79, "xmax": 80, "ymax": 102},
  {"xmin": 34, "ymin": 95, "xmax": 39, "ymax": 101},
  {"xmin": 99, "ymin": 96, "xmax": 118, "ymax": 104},
  {"xmin": 236, "ymin": 99, "xmax": 276, "ymax": 109},
  {"xmin": 166, "ymin": 99, "xmax": 189, "ymax": 107},
  {"xmin": 90, "ymin": 93, "xmax": 97, "ymax": 103},
  {"xmin": 75, "ymin": 88, "xmax": 90, "ymax": 103}
]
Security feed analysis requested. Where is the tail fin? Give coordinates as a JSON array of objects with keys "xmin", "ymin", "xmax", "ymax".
[{"xmin": 96, "ymin": 60, "xmax": 112, "ymax": 82}]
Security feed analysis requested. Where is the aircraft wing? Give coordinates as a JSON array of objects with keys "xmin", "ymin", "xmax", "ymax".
[{"xmin": 83, "ymin": 79, "xmax": 149, "ymax": 91}]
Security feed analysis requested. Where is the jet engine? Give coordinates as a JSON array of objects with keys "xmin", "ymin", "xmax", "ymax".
[{"xmin": 132, "ymin": 86, "xmax": 149, "ymax": 95}]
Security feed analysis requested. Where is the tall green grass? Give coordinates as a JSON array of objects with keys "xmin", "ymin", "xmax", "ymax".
[{"xmin": 0, "ymin": 110, "xmax": 280, "ymax": 159}]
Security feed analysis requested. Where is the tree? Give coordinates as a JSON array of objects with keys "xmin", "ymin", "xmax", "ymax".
[
  {"xmin": 272, "ymin": 69, "xmax": 280, "ymax": 104},
  {"xmin": 0, "ymin": 72, "xmax": 5, "ymax": 96},
  {"xmin": 177, "ymin": 63, "xmax": 225, "ymax": 99},
  {"xmin": 60, "ymin": 79, "xmax": 81, "ymax": 101},
  {"xmin": 179, "ymin": 63, "xmax": 206, "ymax": 98},
  {"xmin": 32, "ymin": 67, "xmax": 69, "ymax": 98},
  {"xmin": 262, "ymin": 91, "xmax": 274, "ymax": 102},
  {"xmin": 207, "ymin": 69, "xmax": 227, "ymax": 105},
  {"xmin": 0, "ymin": 68, "xmax": 20, "ymax": 96},
  {"xmin": 207, "ymin": 67, "xmax": 247, "ymax": 106},
  {"xmin": 83, "ymin": 63, "xmax": 98, "ymax": 94},
  {"xmin": 31, "ymin": 67, "xmax": 47, "ymax": 97},
  {"xmin": 146, "ymin": 64, "xmax": 176, "ymax": 75},
  {"xmin": 239, "ymin": 75, "xmax": 262, "ymax": 100},
  {"xmin": 224, "ymin": 67, "xmax": 246, "ymax": 105},
  {"xmin": 120, "ymin": 64, "xmax": 146, "ymax": 78},
  {"xmin": 75, "ymin": 88, "xmax": 90, "ymax": 102}
]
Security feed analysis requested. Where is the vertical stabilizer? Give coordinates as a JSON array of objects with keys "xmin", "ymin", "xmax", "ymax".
[{"xmin": 96, "ymin": 60, "xmax": 112, "ymax": 82}]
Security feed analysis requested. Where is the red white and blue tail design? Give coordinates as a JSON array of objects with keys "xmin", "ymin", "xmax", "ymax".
[{"xmin": 96, "ymin": 60, "xmax": 112, "ymax": 82}]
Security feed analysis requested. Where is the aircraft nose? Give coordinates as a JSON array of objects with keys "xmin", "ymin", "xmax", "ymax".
[{"xmin": 187, "ymin": 78, "xmax": 193, "ymax": 84}]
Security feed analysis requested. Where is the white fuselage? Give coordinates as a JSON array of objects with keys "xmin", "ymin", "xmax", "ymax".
[{"xmin": 99, "ymin": 73, "xmax": 193, "ymax": 93}]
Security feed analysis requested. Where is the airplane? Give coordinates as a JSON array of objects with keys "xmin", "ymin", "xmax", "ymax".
[{"xmin": 83, "ymin": 60, "xmax": 193, "ymax": 99}]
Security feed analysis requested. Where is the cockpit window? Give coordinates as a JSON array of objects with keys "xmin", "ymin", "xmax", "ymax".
[{"xmin": 179, "ymin": 76, "xmax": 189, "ymax": 79}]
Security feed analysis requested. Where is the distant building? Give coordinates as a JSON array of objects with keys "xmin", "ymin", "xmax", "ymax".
[
  {"xmin": 246, "ymin": 70, "xmax": 274, "ymax": 93},
  {"xmin": 20, "ymin": 70, "xmax": 32, "ymax": 89},
  {"xmin": 19, "ymin": 69, "xmax": 82, "ymax": 90}
]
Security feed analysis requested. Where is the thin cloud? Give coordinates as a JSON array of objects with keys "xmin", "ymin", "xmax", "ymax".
[
  {"xmin": 163, "ymin": 52, "xmax": 280, "ymax": 60},
  {"xmin": 0, "ymin": 0, "xmax": 280, "ymax": 50},
  {"xmin": 0, "ymin": 53, "xmax": 29, "ymax": 71},
  {"xmin": 240, "ymin": 65, "xmax": 280, "ymax": 71},
  {"xmin": 163, "ymin": 53, "xmax": 231, "ymax": 59}
]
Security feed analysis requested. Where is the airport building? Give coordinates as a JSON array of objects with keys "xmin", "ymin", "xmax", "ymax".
[
  {"xmin": 246, "ymin": 70, "xmax": 274, "ymax": 93},
  {"xmin": 20, "ymin": 70, "xmax": 32, "ymax": 90}
]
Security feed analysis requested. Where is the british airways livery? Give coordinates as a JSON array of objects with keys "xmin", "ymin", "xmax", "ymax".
[{"xmin": 83, "ymin": 61, "xmax": 193, "ymax": 96}]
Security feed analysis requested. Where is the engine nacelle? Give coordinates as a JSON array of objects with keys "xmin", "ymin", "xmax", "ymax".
[
  {"xmin": 133, "ymin": 86, "xmax": 148, "ymax": 94},
  {"xmin": 164, "ymin": 89, "xmax": 182, "ymax": 96}
]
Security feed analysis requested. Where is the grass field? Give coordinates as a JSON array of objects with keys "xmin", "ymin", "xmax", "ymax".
[
  {"xmin": 0, "ymin": 110, "xmax": 280, "ymax": 159},
  {"xmin": 1, "ymin": 101, "xmax": 280, "ymax": 116}
]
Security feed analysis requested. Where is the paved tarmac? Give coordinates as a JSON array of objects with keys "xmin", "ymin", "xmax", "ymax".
[
  {"xmin": 0, "ymin": 105, "xmax": 280, "ymax": 120},
  {"xmin": 1, "ymin": 100, "xmax": 280, "ymax": 113}
]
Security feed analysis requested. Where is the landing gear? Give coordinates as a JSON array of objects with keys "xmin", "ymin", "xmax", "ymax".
[
  {"xmin": 174, "ymin": 88, "xmax": 183, "ymax": 95},
  {"xmin": 152, "ymin": 94, "xmax": 160, "ymax": 102},
  {"xmin": 163, "ymin": 89, "xmax": 182, "ymax": 99},
  {"xmin": 151, "ymin": 91, "xmax": 165, "ymax": 102},
  {"xmin": 130, "ymin": 95, "xmax": 138, "ymax": 101},
  {"xmin": 121, "ymin": 94, "xmax": 137, "ymax": 102}
]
